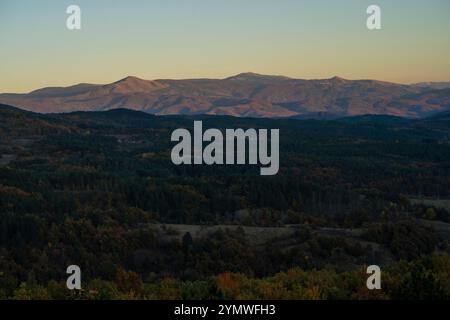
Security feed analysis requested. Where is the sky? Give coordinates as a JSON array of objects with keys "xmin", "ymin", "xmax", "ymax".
[{"xmin": 1, "ymin": 0, "xmax": 450, "ymax": 93}]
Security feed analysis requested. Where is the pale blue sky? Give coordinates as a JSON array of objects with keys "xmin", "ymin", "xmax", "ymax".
[{"xmin": 1, "ymin": 0, "xmax": 449, "ymax": 92}]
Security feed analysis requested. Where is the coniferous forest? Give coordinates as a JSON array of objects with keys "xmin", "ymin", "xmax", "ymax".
[{"xmin": 1, "ymin": 104, "xmax": 450, "ymax": 299}]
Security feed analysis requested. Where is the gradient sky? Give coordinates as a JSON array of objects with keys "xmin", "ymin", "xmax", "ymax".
[{"xmin": 1, "ymin": 0, "xmax": 450, "ymax": 93}]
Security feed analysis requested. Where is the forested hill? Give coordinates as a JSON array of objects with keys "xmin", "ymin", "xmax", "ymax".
[
  {"xmin": 1, "ymin": 103, "xmax": 450, "ymax": 299},
  {"xmin": 2, "ymin": 102, "xmax": 450, "ymax": 134}
]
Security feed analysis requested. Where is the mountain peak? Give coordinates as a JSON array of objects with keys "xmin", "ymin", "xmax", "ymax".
[
  {"xmin": 225, "ymin": 72, "xmax": 291, "ymax": 81},
  {"xmin": 107, "ymin": 76, "xmax": 167, "ymax": 93},
  {"xmin": 329, "ymin": 76, "xmax": 347, "ymax": 82},
  {"xmin": 114, "ymin": 76, "xmax": 147, "ymax": 84}
]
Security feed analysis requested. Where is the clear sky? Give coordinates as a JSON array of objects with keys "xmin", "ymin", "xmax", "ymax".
[{"xmin": 1, "ymin": 0, "xmax": 450, "ymax": 92}]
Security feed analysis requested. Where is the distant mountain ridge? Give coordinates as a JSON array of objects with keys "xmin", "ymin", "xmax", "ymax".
[{"xmin": 1, "ymin": 73, "xmax": 450, "ymax": 118}]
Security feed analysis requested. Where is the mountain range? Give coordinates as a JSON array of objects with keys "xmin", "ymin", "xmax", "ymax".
[{"xmin": 1, "ymin": 73, "xmax": 450, "ymax": 118}]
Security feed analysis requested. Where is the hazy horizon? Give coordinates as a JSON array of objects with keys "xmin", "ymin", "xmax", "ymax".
[{"xmin": 1, "ymin": 0, "xmax": 450, "ymax": 92}]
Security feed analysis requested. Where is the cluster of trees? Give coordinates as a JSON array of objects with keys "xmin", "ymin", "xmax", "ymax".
[
  {"xmin": 2, "ymin": 253, "xmax": 449, "ymax": 300},
  {"xmin": 0, "ymin": 218, "xmax": 447, "ymax": 299}
]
